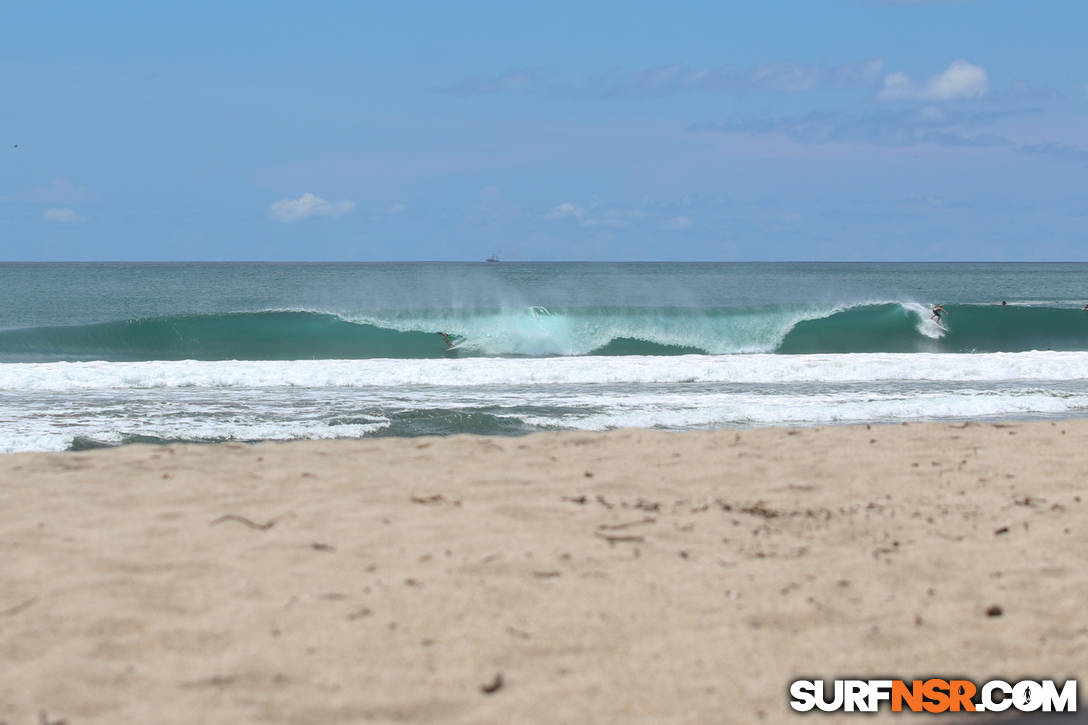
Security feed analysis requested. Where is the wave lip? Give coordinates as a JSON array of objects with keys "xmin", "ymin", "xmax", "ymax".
[{"xmin": 1, "ymin": 302, "xmax": 1086, "ymax": 362}]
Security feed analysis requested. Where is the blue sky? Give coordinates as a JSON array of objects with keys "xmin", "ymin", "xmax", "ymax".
[{"xmin": 2, "ymin": 0, "xmax": 1087, "ymax": 261}]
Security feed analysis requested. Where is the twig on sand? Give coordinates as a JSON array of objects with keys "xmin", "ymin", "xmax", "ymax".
[
  {"xmin": 411, "ymin": 494, "xmax": 462, "ymax": 506},
  {"xmin": 0, "ymin": 596, "xmax": 39, "ymax": 617},
  {"xmin": 594, "ymin": 532, "xmax": 645, "ymax": 545},
  {"xmin": 481, "ymin": 673, "xmax": 504, "ymax": 694},
  {"xmin": 505, "ymin": 626, "xmax": 533, "ymax": 639},
  {"xmin": 210, "ymin": 514, "xmax": 277, "ymax": 531},
  {"xmin": 597, "ymin": 517, "xmax": 656, "ymax": 531}
]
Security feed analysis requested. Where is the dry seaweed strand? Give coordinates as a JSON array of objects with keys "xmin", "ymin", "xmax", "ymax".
[
  {"xmin": 410, "ymin": 494, "xmax": 462, "ymax": 506},
  {"xmin": 597, "ymin": 517, "xmax": 656, "ymax": 531},
  {"xmin": 480, "ymin": 673, "xmax": 504, "ymax": 694},
  {"xmin": 0, "ymin": 596, "xmax": 39, "ymax": 617},
  {"xmin": 210, "ymin": 514, "xmax": 277, "ymax": 530},
  {"xmin": 594, "ymin": 532, "xmax": 645, "ymax": 545}
]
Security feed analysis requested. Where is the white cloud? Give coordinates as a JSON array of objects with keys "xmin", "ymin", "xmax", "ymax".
[
  {"xmin": 547, "ymin": 202, "xmax": 645, "ymax": 228},
  {"xmin": 693, "ymin": 106, "xmax": 1088, "ymax": 166},
  {"xmin": 582, "ymin": 59, "xmax": 884, "ymax": 98},
  {"xmin": 42, "ymin": 207, "xmax": 83, "ymax": 223},
  {"xmin": 878, "ymin": 60, "xmax": 989, "ymax": 101},
  {"xmin": 268, "ymin": 193, "xmax": 355, "ymax": 222},
  {"xmin": 669, "ymin": 216, "xmax": 694, "ymax": 230},
  {"xmin": 387, "ymin": 203, "xmax": 409, "ymax": 215},
  {"xmin": 927, "ymin": 60, "xmax": 989, "ymax": 99},
  {"xmin": 444, "ymin": 59, "xmax": 885, "ymax": 99},
  {"xmin": 547, "ymin": 202, "xmax": 587, "ymax": 221}
]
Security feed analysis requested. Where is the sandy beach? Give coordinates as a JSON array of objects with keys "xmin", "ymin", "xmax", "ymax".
[{"xmin": 1, "ymin": 420, "xmax": 1086, "ymax": 724}]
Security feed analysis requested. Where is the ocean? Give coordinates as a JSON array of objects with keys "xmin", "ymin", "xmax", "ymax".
[{"xmin": 2, "ymin": 261, "xmax": 1087, "ymax": 453}]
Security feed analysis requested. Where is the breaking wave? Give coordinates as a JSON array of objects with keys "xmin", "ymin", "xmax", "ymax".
[{"xmin": 1, "ymin": 302, "xmax": 1086, "ymax": 362}]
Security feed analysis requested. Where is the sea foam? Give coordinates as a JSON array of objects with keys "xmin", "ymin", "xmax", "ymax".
[{"xmin": 1, "ymin": 351, "xmax": 1087, "ymax": 391}]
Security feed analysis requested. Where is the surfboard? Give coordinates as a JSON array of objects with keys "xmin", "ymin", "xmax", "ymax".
[{"xmin": 933, "ymin": 319, "xmax": 949, "ymax": 332}]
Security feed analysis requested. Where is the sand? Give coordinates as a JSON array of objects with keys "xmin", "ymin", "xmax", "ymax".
[{"xmin": 1, "ymin": 420, "xmax": 1086, "ymax": 724}]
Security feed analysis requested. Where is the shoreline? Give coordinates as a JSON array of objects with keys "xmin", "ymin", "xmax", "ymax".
[
  {"xmin": 6, "ymin": 348, "xmax": 1088, "ymax": 451},
  {"xmin": 44, "ymin": 409, "xmax": 1088, "ymax": 454},
  {"xmin": 2, "ymin": 420, "xmax": 1085, "ymax": 723}
]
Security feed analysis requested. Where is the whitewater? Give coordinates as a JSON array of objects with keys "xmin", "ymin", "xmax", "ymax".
[{"xmin": 2, "ymin": 262, "xmax": 1087, "ymax": 452}]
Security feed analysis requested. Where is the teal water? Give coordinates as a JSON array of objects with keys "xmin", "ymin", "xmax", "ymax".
[
  {"xmin": 2, "ymin": 262, "xmax": 1087, "ymax": 361},
  {"xmin": 2, "ymin": 262, "xmax": 1088, "ymax": 452}
]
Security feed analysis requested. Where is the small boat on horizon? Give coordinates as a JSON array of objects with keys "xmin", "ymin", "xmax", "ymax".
[{"xmin": 485, "ymin": 255, "xmax": 500, "ymax": 263}]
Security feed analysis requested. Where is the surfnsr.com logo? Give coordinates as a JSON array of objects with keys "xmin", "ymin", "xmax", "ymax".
[{"xmin": 789, "ymin": 679, "xmax": 1077, "ymax": 714}]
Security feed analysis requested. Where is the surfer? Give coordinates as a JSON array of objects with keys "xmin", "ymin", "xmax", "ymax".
[
  {"xmin": 438, "ymin": 331, "xmax": 454, "ymax": 349},
  {"xmin": 930, "ymin": 305, "xmax": 946, "ymax": 324}
]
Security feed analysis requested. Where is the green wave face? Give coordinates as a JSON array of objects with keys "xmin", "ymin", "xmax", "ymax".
[
  {"xmin": 779, "ymin": 303, "xmax": 1088, "ymax": 353},
  {"xmin": 0, "ymin": 311, "xmax": 444, "ymax": 361},
  {"xmin": 1, "ymin": 304, "xmax": 1087, "ymax": 362},
  {"xmin": 778, "ymin": 303, "xmax": 939, "ymax": 353},
  {"xmin": 931, "ymin": 304, "xmax": 1088, "ymax": 352}
]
